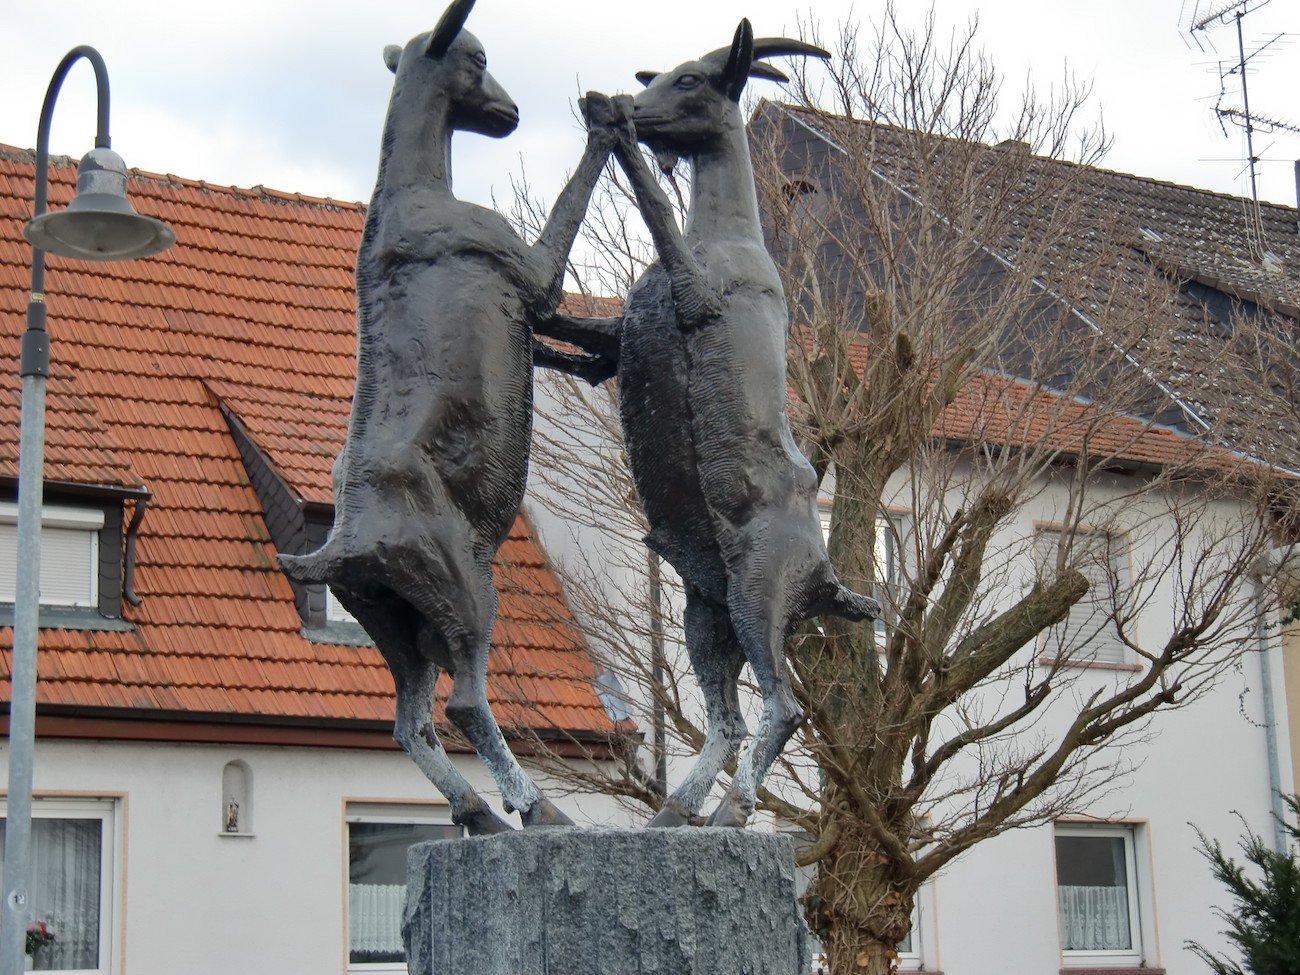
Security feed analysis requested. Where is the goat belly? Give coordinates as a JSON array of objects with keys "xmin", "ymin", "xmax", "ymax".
[
  {"xmin": 617, "ymin": 267, "xmax": 721, "ymax": 583},
  {"xmin": 684, "ymin": 316, "xmax": 820, "ymax": 528},
  {"xmin": 336, "ymin": 260, "xmax": 534, "ymax": 557}
]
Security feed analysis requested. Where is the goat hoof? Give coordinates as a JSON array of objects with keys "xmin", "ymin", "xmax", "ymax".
[
  {"xmin": 455, "ymin": 805, "xmax": 514, "ymax": 836},
  {"xmin": 520, "ymin": 797, "xmax": 574, "ymax": 828},
  {"xmin": 704, "ymin": 797, "xmax": 751, "ymax": 828},
  {"xmin": 646, "ymin": 805, "xmax": 692, "ymax": 828}
]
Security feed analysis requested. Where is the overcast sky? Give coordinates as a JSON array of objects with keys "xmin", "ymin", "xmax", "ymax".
[{"xmin": 3, "ymin": 0, "xmax": 1299, "ymax": 213}]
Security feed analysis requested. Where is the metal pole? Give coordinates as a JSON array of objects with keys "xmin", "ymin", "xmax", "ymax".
[
  {"xmin": 1, "ymin": 47, "xmax": 110, "ymax": 975},
  {"xmin": 647, "ymin": 553, "xmax": 668, "ymax": 798}
]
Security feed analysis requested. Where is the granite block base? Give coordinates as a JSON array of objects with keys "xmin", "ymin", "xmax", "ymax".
[{"xmin": 403, "ymin": 826, "xmax": 809, "ymax": 975}]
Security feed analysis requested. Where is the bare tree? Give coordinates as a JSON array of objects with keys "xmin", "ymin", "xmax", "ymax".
[{"xmin": 511, "ymin": 7, "xmax": 1298, "ymax": 973}]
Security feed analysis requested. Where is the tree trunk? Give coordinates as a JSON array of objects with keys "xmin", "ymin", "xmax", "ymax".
[{"xmin": 805, "ymin": 819, "xmax": 915, "ymax": 975}]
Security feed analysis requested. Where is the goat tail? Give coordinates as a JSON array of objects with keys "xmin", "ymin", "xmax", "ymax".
[
  {"xmin": 827, "ymin": 584, "xmax": 882, "ymax": 624},
  {"xmin": 277, "ymin": 542, "xmax": 339, "ymax": 584}
]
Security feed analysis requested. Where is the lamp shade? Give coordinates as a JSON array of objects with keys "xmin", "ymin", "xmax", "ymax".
[{"xmin": 24, "ymin": 146, "xmax": 175, "ymax": 261}]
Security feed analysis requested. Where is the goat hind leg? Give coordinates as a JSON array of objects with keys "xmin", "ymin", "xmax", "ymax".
[
  {"xmin": 445, "ymin": 661, "xmax": 573, "ymax": 827},
  {"xmin": 442, "ymin": 563, "xmax": 574, "ymax": 828},
  {"xmin": 648, "ymin": 589, "xmax": 747, "ymax": 827},
  {"xmin": 707, "ymin": 572, "xmax": 803, "ymax": 827},
  {"xmin": 391, "ymin": 656, "xmax": 512, "ymax": 836}
]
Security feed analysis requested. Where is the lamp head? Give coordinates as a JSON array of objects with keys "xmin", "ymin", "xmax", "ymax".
[{"xmin": 24, "ymin": 146, "xmax": 175, "ymax": 261}]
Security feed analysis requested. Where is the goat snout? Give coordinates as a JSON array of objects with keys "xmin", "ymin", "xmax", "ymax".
[{"xmin": 456, "ymin": 97, "xmax": 519, "ymax": 138}]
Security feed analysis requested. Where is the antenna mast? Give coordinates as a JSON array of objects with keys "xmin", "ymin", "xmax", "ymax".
[{"xmin": 1187, "ymin": 0, "xmax": 1298, "ymax": 245}]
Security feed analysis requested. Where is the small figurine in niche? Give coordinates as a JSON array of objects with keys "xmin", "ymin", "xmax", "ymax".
[{"xmin": 224, "ymin": 797, "xmax": 240, "ymax": 833}]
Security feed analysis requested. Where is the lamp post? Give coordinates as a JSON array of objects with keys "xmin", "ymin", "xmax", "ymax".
[{"xmin": 2, "ymin": 46, "xmax": 173, "ymax": 975}]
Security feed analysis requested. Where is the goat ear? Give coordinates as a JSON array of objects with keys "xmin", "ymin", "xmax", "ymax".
[
  {"xmin": 722, "ymin": 18, "xmax": 755, "ymax": 102},
  {"xmin": 383, "ymin": 45, "xmax": 402, "ymax": 74},
  {"xmin": 635, "ymin": 70, "xmax": 659, "ymax": 88},
  {"xmin": 748, "ymin": 63, "xmax": 789, "ymax": 83},
  {"xmin": 750, "ymin": 38, "xmax": 832, "ymax": 63},
  {"xmin": 428, "ymin": 0, "xmax": 476, "ymax": 57}
]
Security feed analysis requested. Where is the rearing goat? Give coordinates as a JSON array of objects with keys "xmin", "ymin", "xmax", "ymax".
[
  {"xmin": 548, "ymin": 23, "xmax": 881, "ymax": 828},
  {"xmin": 279, "ymin": 0, "xmax": 618, "ymax": 835}
]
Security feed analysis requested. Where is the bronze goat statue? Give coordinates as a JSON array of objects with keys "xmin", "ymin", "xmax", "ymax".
[
  {"xmin": 548, "ymin": 22, "xmax": 881, "ymax": 828},
  {"xmin": 280, "ymin": 0, "xmax": 618, "ymax": 835}
]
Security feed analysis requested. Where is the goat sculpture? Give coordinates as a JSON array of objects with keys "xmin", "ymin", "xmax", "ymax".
[
  {"xmin": 547, "ymin": 22, "xmax": 881, "ymax": 828},
  {"xmin": 279, "ymin": 0, "xmax": 618, "ymax": 835}
]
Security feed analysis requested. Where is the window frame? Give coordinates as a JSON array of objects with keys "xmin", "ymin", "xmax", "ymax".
[
  {"xmin": 0, "ymin": 795, "xmax": 120, "ymax": 975},
  {"xmin": 1034, "ymin": 525, "xmax": 1135, "ymax": 669},
  {"xmin": 1054, "ymin": 822, "xmax": 1145, "ymax": 968},
  {"xmin": 343, "ymin": 801, "xmax": 463, "ymax": 975}
]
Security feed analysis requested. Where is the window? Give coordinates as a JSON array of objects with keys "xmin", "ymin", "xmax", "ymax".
[
  {"xmin": 346, "ymin": 804, "xmax": 462, "ymax": 972},
  {"xmin": 1055, "ymin": 824, "xmax": 1143, "ymax": 965},
  {"xmin": 327, "ymin": 586, "xmax": 358, "ymax": 625},
  {"xmin": 1035, "ymin": 527, "xmax": 1130, "ymax": 665},
  {"xmin": 819, "ymin": 508, "xmax": 905, "ymax": 628},
  {"xmin": 0, "ymin": 797, "xmax": 117, "ymax": 974},
  {"xmin": 0, "ymin": 503, "xmax": 103, "ymax": 608}
]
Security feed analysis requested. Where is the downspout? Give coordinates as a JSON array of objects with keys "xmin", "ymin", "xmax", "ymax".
[
  {"xmin": 122, "ymin": 493, "xmax": 149, "ymax": 606},
  {"xmin": 1257, "ymin": 579, "xmax": 1288, "ymax": 852}
]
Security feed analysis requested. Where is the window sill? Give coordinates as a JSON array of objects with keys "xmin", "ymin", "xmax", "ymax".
[
  {"xmin": 1039, "ymin": 655, "xmax": 1142, "ymax": 672},
  {"xmin": 0, "ymin": 606, "xmax": 134, "ymax": 632},
  {"xmin": 218, "ymin": 831, "xmax": 256, "ymax": 839},
  {"xmin": 1061, "ymin": 967, "xmax": 1165, "ymax": 974},
  {"xmin": 302, "ymin": 621, "xmax": 373, "ymax": 647}
]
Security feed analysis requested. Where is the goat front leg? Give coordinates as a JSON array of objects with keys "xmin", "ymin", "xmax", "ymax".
[
  {"xmin": 535, "ymin": 312, "xmax": 622, "ymax": 363},
  {"xmin": 528, "ymin": 97, "xmax": 621, "ymax": 312},
  {"xmin": 605, "ymin": 95, "xmax": 721, "ymax": 330},
  {"xmin": 531, "ymin": 337, "xmax": 617, "ymax": 385}
]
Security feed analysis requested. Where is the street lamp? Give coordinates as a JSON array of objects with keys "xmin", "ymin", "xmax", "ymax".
[{"xmin": 2, "ymin": 46, "xmax": 173, "ymax": 975}]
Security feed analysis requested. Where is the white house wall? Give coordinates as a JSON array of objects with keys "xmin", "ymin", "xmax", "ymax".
[{"xmin": 3, "ymin": 737, "xmax": 635, "ymax": 975}]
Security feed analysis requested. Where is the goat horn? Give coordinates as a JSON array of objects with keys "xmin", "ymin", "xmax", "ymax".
[
  {"xmin": 723, "ymin": 18, "xmax": 755, "ymax": 102},
  {"xmin": 748, "ymin": 63, "xmax": 789, "ymax": 83},
  {"xmin": 428, "ymin": 0, "xmax": 476, "ymax": 58},
  {"xmin": 635, "ymin": 70, "xmax": 660, "ymax": 88},
  {"xmin": 703, "ymin": 36, "xmax": 830, "ymax": 69},
  {"xmin": 750, "ymin": 37, "xmax": 831, "ymax": 62}
]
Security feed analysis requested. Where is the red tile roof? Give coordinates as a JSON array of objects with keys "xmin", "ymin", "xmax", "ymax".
[
  {"xmin": 798, "ymin": 330, "xmax": 1273, "ymax": 478},
  {"xmin": 0, "ymin": 146, "xmax": 616, "ymax": 740}
]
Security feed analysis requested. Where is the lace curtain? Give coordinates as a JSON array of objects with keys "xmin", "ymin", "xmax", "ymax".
[
  {"xmin": 348, "ymin": 883, "xmax": 405, "ymax": 961},
  {"xmin": 1059, "ymin": 884, "xmax": 1131, "ymax": 950},
  {"xmin": 0, "ymin": 817, "xmax": 102, "ymax": 971}
]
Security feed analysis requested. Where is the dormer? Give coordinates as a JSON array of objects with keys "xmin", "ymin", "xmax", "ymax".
[
  {"xmin": 211, "ymin": 384, "xmax": 369, "ymax": 645},
  {"xmin": 0, "ymin": 484, "xmax": 147, "ymax": 629}
]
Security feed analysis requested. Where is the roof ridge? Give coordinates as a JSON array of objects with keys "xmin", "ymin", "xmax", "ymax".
[
  {"xmin": 767, "ymin": 101, "xmax": 1300, "ymax": 214},
  {"xmin": 0, "ymin": 142, "xmax": 369, "ymax": 213}
]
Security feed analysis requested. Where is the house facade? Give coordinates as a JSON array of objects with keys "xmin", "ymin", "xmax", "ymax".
[{"xmin": 529, "ymin": 102, "xmax": 1300, "ymax": 974}]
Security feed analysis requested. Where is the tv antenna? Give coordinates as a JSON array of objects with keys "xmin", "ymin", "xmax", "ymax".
[{"xmin": 1186, "ymin": 0, "xmax": 1298, "ymax": 246}]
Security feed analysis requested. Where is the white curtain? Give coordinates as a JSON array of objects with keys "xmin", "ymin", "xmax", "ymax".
[
  {"xmin": 1059, "ymin": 884, "xmax": 1131, "ymax": 950},
  {"xmin": 0, "ymin": 818, "xmax": 102, "ymax": 971},
  {"xmin": 349, "ymin": 883, "xmax": 406, "ymax": 958}
]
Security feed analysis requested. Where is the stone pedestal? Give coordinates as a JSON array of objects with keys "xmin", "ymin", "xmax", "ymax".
[{"xmin": 403, "ymin": 826, "xmax": 809, "ymax": 975}]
